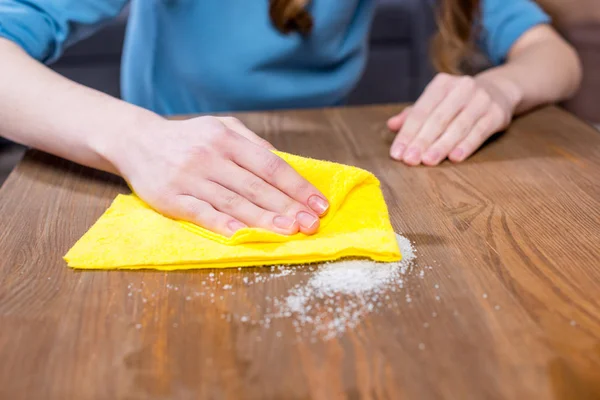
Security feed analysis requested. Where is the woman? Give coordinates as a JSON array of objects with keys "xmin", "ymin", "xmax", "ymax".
[{"xmin": 0, "ymin": 0, "xmax": 581, "ymax": 237}]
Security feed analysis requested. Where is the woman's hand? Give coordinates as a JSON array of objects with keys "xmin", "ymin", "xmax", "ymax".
[
  {"xmin": 387, "ymin": 73, "xmax": 522, "ymax": 166},
  {"xmin": 110, "ymin": 116, "xmax": 329, "ymax": 237}
]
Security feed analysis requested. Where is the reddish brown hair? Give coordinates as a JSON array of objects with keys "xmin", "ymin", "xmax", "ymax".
[
  {"xmin": 269, "ymin": 0, "xmax": 313, "ymax": 35},
  {"xmin": 269, "ymin": 0, "xmax": 481, "ymax": 74},
  {"xmin": 431, "ymin": 0, "xmax": 481, "ymax": 74}
]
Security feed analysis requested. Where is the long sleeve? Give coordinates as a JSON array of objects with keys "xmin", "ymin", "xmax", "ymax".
[
  {"xmin": 480, "ymin": 0, "xmax": 551, "ymax": 65},
  {"xmin": 0, "ymin": 0, "xmax": 129, "ymax": 64}
]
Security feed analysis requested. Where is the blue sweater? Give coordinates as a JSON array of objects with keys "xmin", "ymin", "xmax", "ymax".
[{"xmin": 0, "ymin": 0, "xmax": 549, "ymax": 115}]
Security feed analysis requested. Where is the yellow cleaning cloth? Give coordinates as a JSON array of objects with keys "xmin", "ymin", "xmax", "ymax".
[{"xmin": 64, "ymin": 152, "xmax": 401, "ymax": 270}]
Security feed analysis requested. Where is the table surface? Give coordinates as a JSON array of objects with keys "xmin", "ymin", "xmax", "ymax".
[{"xmin": 1, "ymin": 105, "xmax": 599, "ymax": 400}]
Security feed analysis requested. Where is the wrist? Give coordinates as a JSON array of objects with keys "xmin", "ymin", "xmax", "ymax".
[
  {"xmin": 88, "ymin": 107, "xmax": 166, "ymax": 177},
  {"xmin": 475, "ymin": 70, "xmax": 524, "ymax": 115}
]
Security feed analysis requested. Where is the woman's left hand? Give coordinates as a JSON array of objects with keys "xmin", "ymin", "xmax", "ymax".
[{"xmin": 387, "ymin": 73, "xmax": 521, "ymax": 166}]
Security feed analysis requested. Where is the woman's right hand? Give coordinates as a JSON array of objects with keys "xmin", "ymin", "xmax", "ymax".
[{"xmin": 110, "ymin": 116, "xmax": 329, "ymax": 237}]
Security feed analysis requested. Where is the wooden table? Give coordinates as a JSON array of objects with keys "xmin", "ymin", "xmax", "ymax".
[{"xmin": 1, "ymin": 105, "xmax": 599, "ymax": 399}]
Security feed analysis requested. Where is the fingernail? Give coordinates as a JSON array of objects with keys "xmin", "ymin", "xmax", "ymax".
[
  {"xmin": 297, "ymin": 211, "xmax": 318, "ymax": 230},
  {"xmin": 308, "ymin": 195, "xmax": 329, "ymax": 215},
  {"xmin": 424, "ymin": 151, "xmax": 440, "ymax": 164},
  {"xmin": 450, "ymin": 148, "xmax": 464, "ymax": 161},
  {"xmin": 227, "ymin": 220, "xmax": 246, "ymax": 233},
  {"xmin": 273, "ymin": 215, "xmax": 296, "ymax": 230},
  {"xmin": 391, "ymin": 144, "xmax": 405, "ymax": 160},
  {"xmin": 404, "ymin": 148, "xmax": 420, "ymax": 164}
]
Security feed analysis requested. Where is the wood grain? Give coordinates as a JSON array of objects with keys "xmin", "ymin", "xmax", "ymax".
[{"xmin": 0, "ymin": 105, "xmax": 599, "ymax": 400}]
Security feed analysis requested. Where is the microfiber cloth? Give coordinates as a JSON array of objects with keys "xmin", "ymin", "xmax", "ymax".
[{"xmin": 64, "ymin": 152, "xmax": 401, "ymax": 270}]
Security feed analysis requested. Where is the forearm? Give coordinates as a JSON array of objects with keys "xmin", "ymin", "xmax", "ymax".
[
  {"xmin": 0, "ymin": 38, "xmax": 163, "ymax": 174},
  {"xmin": 475, "ymin": 25, "xmax": 582, "ymax": 115}
]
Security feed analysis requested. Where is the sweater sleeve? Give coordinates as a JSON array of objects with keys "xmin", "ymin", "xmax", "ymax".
[
  {"xmin": 480, "ymin": 0, "xmax": 551, "ymax": 65},
  {"xmin": 0, "ymin": 0, "xmax": 128, "ymax": 63}
]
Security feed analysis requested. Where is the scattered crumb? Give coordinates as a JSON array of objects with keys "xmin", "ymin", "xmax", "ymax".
[{"xmin": 122, "ymin": 233, "xmax": 422, "ymax": 342}]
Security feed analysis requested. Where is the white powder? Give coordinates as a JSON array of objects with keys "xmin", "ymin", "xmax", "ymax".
[
  {"xmin": 270, "ymin": 233, "xmax": 417, "ymax": 340},
  {"xmin": 127, "ymin": 233, "xmax": 420, "ymax": 342}
]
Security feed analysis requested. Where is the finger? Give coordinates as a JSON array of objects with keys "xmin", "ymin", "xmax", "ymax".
[
  {"xmin": 230, "ymin": 143, "xmax": 330, "ymax": 219},
  {"xmin": 402, "ymin": 76, "xmax": 476, "ymax": 166},
  {"xmin": 194, "ymin": 180, "xmax": 312, "ymax": 235},
  {"xmin": 390, "ymin": 73, "xmax": 455, "ymax": 160},
  {"xmin": 208, "ymin": 160, "xmax": 319, "ymax": 232},
  {"xmin": 421, "ymin": 89, "xmax": 491, "ymax": 166},
  {"xmin": 387, "ymin": 106, "xmax": 412, "ymax": 131},
  {"xmin": 218, "ymin": 117, "xmax": 275, "ymax": 150},
  {"xmin": 170, "ymin": 194, "xmax": 246, "ymax": 237},
  {"xmin": 449, "ymin": 112, "xmax": 500, "ymax": 163}
]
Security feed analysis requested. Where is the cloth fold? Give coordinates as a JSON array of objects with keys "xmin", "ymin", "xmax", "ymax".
[{"xmin": 64, "ymin": 152, "xmax": 401, "ymax": 270}]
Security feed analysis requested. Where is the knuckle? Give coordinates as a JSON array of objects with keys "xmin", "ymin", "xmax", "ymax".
[
  {"xmin": 206, "ymin": 124, "xmax": 234, "ymax": 148},
  {"xmin": 452, "ymin": 119, "xmax": 469, "ymax": 136},
  {"xmin": 436, "ymin": 141, "xmax": 453, "ymax": 155},
  {"xmin": 263, "ymin": 155, "xmax": 285, "ymax": 179},
  {"xmin": 281, "ymin": 198, "xmax": 303, "ymax": 216},
  {"xmin": 394, "ymin": 137, "xmax": 410, "ymax": 148},
  {"xmin": 404, "ymin": 110, "xmax": 425, "ymax": 131},
  {"xmin": 464, "ymin": 106, "xmax": 481, "ymax": 122},
  {"xmin": 245, "ymin": 179, "xmax": 265, "ymax": 201},
  {"xmin": 256, "ymin": 209, "xmax": 275, "ymax": 227},
  {"xmin": 194, "ymin": 115, "xmax": 215, "ymax": 125},
  {"xmin": 459, "ymin": 76, "xmax": 476, "ymax": 91},
  {"xmin": 294, "ymin": 178, "xmax": 312, "ymax": 197},
  {"xmin": 429, "ymin": 111, "xmax": 447, "ymax": 128},
  {"xmin": 173, "ymin": 196, "xmax": 206, "ymax": 223},
  {"xmin": 157, "ymin": 194, "xmax": 181, "ymax": 216},
  {"xmin": 435, "ymin": 72, "xmax": 452, "ymax": 85},
  {"xmin": 201, "ymin": 213, "xmax": 221, "ymax": 230},
  {"xmin": 188, "ymin": 144, "xmax": 213, "ymax": 161},
  {"xmin": 410, "ymin": 138, "xmax": 426, "ymax": 150},
  {"xmin": 490, "ymin": 104, "xmax": 508, "ymax": 126},
  {"xmin": 280, "ymin": 202, "xmax": 294, "ymax": 216},
  {"xmin": 248, "ymin": 178, "xmax": 264, "ymax": 192},
  {"xmin": 477, "ymin": 89, "xmax": 491, "ymax": 104},
  {"xmin": 219, "ymin": 192, "xmax": 242, "ymax": 211},
  {"xmin": 222, "ymin": 116, "xmax": 240, "ymax": 124}
]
